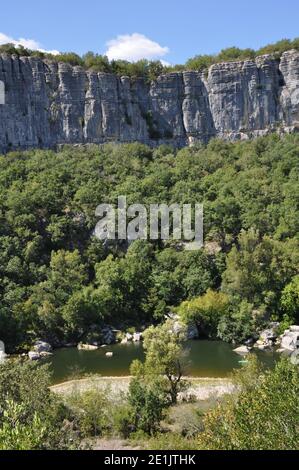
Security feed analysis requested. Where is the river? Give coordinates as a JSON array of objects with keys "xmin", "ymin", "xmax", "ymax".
[{"xmin": 46, "ymin": 340, "xmax": 280, "ymax": 385}]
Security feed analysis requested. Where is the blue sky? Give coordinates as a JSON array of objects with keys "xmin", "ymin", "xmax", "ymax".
[{"xmin": 0, "ymin": 0, "xmax": 298, "ymax": 64}]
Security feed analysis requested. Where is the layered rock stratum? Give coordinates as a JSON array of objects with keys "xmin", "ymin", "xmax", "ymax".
[{"xmin": 0, "ymin": 50, "xmax": 299, "ymax": 152}]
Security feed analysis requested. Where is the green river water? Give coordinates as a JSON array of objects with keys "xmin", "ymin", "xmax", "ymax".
[{"xmin": 46, "ymin": 340, "xmax": 279, "ymax": 385}]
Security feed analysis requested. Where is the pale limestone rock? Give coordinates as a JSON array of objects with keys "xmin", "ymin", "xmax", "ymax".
[
  {"xmin": 233, "ymin": 345, "xmax": 250, "ymax": 355},
  {"xmin": 133, "ymin": 333, "xmax": 142, "ymax": 342},
  {"xmin": 280, "ymin": 327, "xmax": 299, "ymax": 351},
  {"xmin": 28, "ymin": 351, "xmax": 41, "ymax": 360},
  {"xmin": 290, "ymin": 325, "xmax": 299, "ymax": 333},
  {"xmin": 1, "ymin": 51, "xmax": 299, "ymax": 153},
  {"xmin": 39, "ymin": 351, "xmax": 53, "ymax": 358},
  {"xmin": 78, "ymin": 343, "xmax": 98, "ymax": 351}
]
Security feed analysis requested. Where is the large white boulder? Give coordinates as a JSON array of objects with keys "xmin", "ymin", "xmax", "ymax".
[
  {"xmin": 280, "ymin": 328, "xmax": 299, "ymax": 351},
  {"xmin": 234, "ymin": 345, "xmax": 250, "ymax": 355},
  {"xmin": 290, "ymin": 325, "xmax": 299, "ymax": 333},
  {"xmin": 133, "ymin": 333, "xmax": 142, "ymax": 342}
]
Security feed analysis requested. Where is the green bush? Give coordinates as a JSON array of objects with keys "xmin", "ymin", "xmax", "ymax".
[
  {"xmin": 217, "ymin": 300, "xmax": 258, "ymax": 343},
  {"xmin": 127, "ymin": 378, "xmax": 168, "ymax": 435},
  {"xmin": 0, "ymin": 361, "xmax": 77, "ymax": 449},
  {"xmin": 113, "ymin": 404, "xmax": 135, "ymax": 439},
  {"xmin": 198, "ymin": 359, "xmax": 299, "ymax": 450},
  {"xmin": 67, "ymin": 388, "xmax": 113, "ymax": 438}
]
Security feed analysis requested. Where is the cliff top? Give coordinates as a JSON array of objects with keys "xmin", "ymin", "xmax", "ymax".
[
  {"xmin": 1, "ymin": 49, "xmax": 299, "ymax": 84},
  {"xmin": 0, "ymin": 37, "xmax": 298, "ymax": 81}
]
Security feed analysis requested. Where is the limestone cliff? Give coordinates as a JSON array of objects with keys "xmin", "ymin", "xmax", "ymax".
[{"xmin": 0, "ymin": 50, "xmax": 299, "ymax": 152}]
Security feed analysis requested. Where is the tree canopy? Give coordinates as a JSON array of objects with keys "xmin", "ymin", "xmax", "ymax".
[
  {"xmin": 0, "ymin": 37, "xmax": 298, "ymax": 79},
  {"xmin": 0, "ymin": 135, "xmax": 298, "ymax": 351}
]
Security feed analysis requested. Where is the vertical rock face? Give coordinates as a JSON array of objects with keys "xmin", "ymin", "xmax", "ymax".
[
  {"xmin": 0, "ymin": 50, "xmax": 299, "ymax": 153},
  {"xmin": 207, "ymin": 56, "xmax": 281, "ymax": 137}
]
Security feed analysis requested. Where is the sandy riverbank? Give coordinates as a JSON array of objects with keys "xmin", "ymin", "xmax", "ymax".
[{"xmin": 50, "ymin": 376, "xmax": 235, "ymax": 401}]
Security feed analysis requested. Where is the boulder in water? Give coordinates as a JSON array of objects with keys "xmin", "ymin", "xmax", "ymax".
[
  {"xmin": 233, "ymin": 345, "xmax": 250, "ymax": 355},
  {"xmin": 78, "ymin": 343, "xmax": 99, "ymax": 351},
  {"xmin": 133, "ymin": 333, "xmax": 142, "ymax": 342}
]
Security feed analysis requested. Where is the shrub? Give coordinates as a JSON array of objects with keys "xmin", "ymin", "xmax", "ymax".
[
  {"xmin": 67, "ymin": 388, "xmax": 113, "ymax": 438},
  {"xmin": 128, "ymin": 378, "xmax": 168, "ymax": 435},
  {"xmin": 198, "ymin": 359, "xmax": 299, "ymax": 450},
  {"xmin": 0, "ymin": 360, "xmax": 77, "ymax": 449}
]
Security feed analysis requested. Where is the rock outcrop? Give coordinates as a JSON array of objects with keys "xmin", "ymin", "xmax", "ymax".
[
  {"xmin": 33, "ymin": 341, "xmax": 52, "ymax": 354},
  {"xmin": 1, "ymin": 50, "xmax": 299, "ymax": 153},
  {"xmin": 28, "ymin": 340, "xmax": 53, "ymax": 360},
  {"xmin": 279, "ymin": 326, "xmax": 299, "ymax": 352},
  {"xmin": 253, "ymin": 322, "xmax": 280, "ymax": 350},
  {"xmin": 169, "ymin": 315, "xmax": 199, "ymax": 340}
]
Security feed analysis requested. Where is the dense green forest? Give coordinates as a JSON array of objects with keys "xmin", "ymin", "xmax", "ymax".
[
  {"xmin": 0, "ymin": 37, "xmax": 299, "ymax": 80},
  {"xmin": 0, "ymin": 134, "xmax": 298, "ymax": 352}
]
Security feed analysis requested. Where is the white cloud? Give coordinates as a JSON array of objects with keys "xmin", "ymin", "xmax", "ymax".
[
  {"xmin": 0, "ymin": 32, "xmax": 60, "ymax": 55},
  {"xmin": 105, "ymin": 33, "xmax": 169, "ymax": 62},
  {"xmin": 160, "ymin": 59, "xmax": 171, "ymax": 67}
]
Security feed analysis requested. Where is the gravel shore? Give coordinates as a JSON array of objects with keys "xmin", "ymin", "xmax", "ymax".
[{"xmin": 50, "ymin": 376, "xmax": 235, "ymax": 401}]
